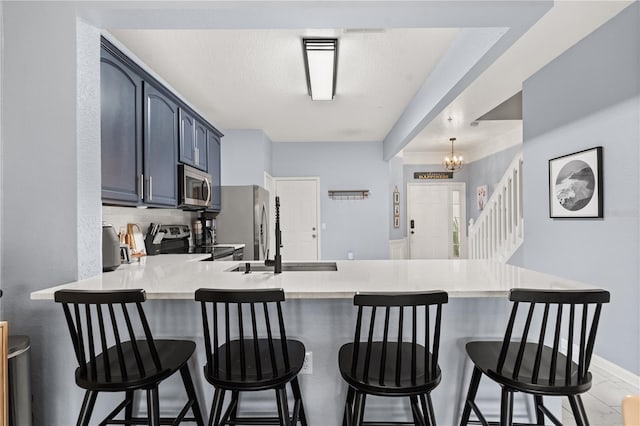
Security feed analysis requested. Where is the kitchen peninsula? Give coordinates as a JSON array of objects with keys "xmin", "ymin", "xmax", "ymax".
[{"xmin": 31, "ymin": 257, "xmax": 590, "ymax": 424}]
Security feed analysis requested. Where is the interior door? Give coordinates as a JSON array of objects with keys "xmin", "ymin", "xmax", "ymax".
[
  {"xmin": 275, "ymin": 178, "xmax": 320, "ymax": 261},
  {"xmin": 408, "ymin": 183, "xmax": 466, "ymax": 259}
]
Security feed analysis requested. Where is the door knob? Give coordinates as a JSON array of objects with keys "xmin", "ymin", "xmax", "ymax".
[
  {"xmin": 312, "ymin": 227, "xmax": 316, "ymax": 231},
  {"xmin": 411, "ymin": 231, "xmax": 415, "ymax": 235},
  {"xmin": 312, "ymin": 234, "xmax": 317, "ymax": 238}
]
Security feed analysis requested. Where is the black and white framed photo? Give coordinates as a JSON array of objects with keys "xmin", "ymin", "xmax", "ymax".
[{"xmin": 549, "ymin": 147, "xmax": 603, "ymax": 218}]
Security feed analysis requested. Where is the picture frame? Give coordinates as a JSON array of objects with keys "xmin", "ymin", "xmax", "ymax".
[
  {"xmin": 477, "ymin": 185, "xmax": 487, "ymax": 211},
  {"xmin": 393, "ymin": 191, "xmax": 400, "ymax": 204},
  {"xmin": 394, "ymin": 204, "xmax": 400, "ymax": 216},
  {"xmin": 393, "ymin": 216, "xmax": 400, "ymax": 228},
  {"xmin": 549, "ymin": 147, "xmax": 603, "ymax": 218}
]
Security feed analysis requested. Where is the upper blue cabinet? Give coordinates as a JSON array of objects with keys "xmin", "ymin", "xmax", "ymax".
[
  {"xmin": 179, "ymin": 108, "xmax": 208, "ymax": 171},
  {"xmin": 100, "ymin": 37, "xmax": 222, "ymax": 209},
  {"xmin": 100, "ymin": 48, "xmax": 144, "ymax": 205},
  {"xmin": 143, "ymin": 83, "xmax": 178, "ymax": 207}
]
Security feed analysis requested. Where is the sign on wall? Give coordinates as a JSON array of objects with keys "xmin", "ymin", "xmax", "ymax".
[{"xmin": 414, "ymin": 172, "xmax": 454, "ymax": 180}]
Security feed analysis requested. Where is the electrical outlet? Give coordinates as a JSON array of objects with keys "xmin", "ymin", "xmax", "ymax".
[{"xmin": 301, "ymin": 351, "xmax": 313, "ymax": 374}]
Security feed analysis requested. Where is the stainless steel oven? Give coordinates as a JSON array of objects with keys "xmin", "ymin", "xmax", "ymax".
[{"xmin": 178, "ymin": 164, "xmax": 212, "ymax": 209}]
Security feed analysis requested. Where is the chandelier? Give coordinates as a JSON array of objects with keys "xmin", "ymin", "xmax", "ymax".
[{"xmin": 444, "ymin": 137, "xmax": 463, "ymax": 171}]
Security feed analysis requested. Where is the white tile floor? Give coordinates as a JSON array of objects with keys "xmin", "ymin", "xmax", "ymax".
[{"xmin": 562, "ymin": 364, "xmax": 640, "ymax": 426}]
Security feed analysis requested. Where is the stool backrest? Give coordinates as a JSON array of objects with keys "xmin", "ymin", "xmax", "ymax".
[
  {"xmin": 350, "ymin": 291, "xmax": 448, "ymax": 386},
  {"xmin": 195, "ymin": 288, "xmax": 289, "ymax": 380},
  {"xmin": 498, "ymin": 288, "xmax": 610, "ymax": 385},
  {"xmin": 54, "ymin": 289, "xmax": 162, "ymax": 381}
]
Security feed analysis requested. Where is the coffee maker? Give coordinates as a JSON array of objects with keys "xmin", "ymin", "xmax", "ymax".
[{"xmin": 193, "ymin": 212, "xmax": 216, "ymax": 248}]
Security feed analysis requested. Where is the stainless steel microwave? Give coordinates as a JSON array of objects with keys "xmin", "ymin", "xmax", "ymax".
[{"xmin": 178, "ymin": 164, "xmax": 212, "ymax": 209}]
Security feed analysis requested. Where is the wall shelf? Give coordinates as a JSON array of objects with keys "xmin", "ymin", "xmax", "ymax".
[{"xmin": 328, "ymin": 190, "xmax": 369, "ymax": 200}]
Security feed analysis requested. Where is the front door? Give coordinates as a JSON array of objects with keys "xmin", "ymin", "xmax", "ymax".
[
  {"xmin": 275, "ymin": 178, "xmax": 320, "ymax": 261},
  {"xmin": 407, "ymin": 183, "xmax": 466, "ymax": 259}
]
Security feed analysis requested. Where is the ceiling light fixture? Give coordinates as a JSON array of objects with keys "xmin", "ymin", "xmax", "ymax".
[
  {"xmin": 444, "ymin": 137, "xmax": 464, "ymax": 171},
  {"xmin": 302, "ymin": 38, "xmax": 338, "ymax": 101}
]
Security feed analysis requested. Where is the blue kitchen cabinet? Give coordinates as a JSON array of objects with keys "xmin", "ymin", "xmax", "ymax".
[
  {"xmin": 194, "ymin": 120, "xmax": 208, "ymax": 171},
  {"xmin": 207, "ymin": 129, "xmax": 222, "ymax": 212},
  {"xmin": 179, "ymin": 108, "xmax": 208, "ymax": 171},
  {"xmin": 100, "ymin": 47, "xmax": 143, "ymax": 205},
  {"xmin": 179, "ymin": 108, "xmax": 196, "ymax": 167},
  {"xmin": 143, "ymin": 82, "xmax": 178, "ymax": 207}
]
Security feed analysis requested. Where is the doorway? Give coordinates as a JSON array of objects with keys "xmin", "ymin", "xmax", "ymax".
[
  {"xmin": 407, "ymin": 182, "xmax": 466, "ymax": 259},
  {"xmin": 274, "ymin": 177, "xmax": 320, "ymax": 261}
]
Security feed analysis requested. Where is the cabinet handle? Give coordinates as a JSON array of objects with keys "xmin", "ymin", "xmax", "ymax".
[
  {"xmin": 149, "ymin": 176, "xmax": 153, "ymax": 201},
  {"xmin": 139, "ymin": 174, "xmax": 144, "ymax": 199}
]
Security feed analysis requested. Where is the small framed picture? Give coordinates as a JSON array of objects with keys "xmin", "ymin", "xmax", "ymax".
[
  {"xmin": 394, "ymin": 205, "xmax": 400, "ymax": 216},
  {"xmin": 393, "ymin": 216, "xmax": 400, "ymax": 228},
  {"xmin": 393, "ymin": 191, "xmax": 400, "ymax": 204},
  {"xmin": 549, "ymin": 147, "xmax": 603, "ymax": 218}
]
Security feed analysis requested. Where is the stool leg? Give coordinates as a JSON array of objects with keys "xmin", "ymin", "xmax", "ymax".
[
  {"xmin": 460, "ymin": 367, "xmax": 482, "ymax": 426},
  {"xmin": 410, "ymin": 396, "xmax": 426, "ymax": 426},
  {"xmin": 146, "ymin": 386, "xmax": 161, "ymax": 426},
  {"xmin": 275, "ymin": 386, "xmax": 292, "ymax": 426},
  {"xmin": 533, "ymin": 395, "xmax": 544, "ymax": 425},
  {"xmin": 230, "ymin": 391, "xmax": 240, "ymax": 424},
  {"xmin": 124, "ymin": 391, "xmax": 134, "ymax": 425},
  {"xmin": 209, "ymin": 388, "xmax": 226, "ymax": 426},
  {"xmin": 500, "ymin": 388, "xmax": 514, "ymax": 426},
  {"xmin": 77, "ymin": 390, "xmax": 98, "ymax": 426},
  {"xmin": 353, "ymin": 392, "xmax": 367, "ymax": 426},
  {"xmin": 180, "ymin": 365, "xmax": 205, "ymax": 426},
  {"xmin": 291, "ymin": 377, "xmax": 308, "ymax": 425},
  {"xmin": 342, "ymin": 387, "xmax": 355, "ymax": 426},
  {"xmin": 421, "ymin": 394, "xmax": 436, "ymax": 426},
  {"xmin": 568, "ymin": 395, "xmax": 589, "ymax": 426}
]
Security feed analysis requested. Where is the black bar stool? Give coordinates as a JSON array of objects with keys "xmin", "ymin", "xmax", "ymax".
[
  {"xmin": 54, "ymin": 289, "xmax": 205, "ymax": 426},
  {"xmin": 195, "ymin": 288, "xmax": 307, "ymax": 426},
  {"xmin": 338, "ymin": 291, "xmax": 449, "ymax": 426},
  {"xmin": 459, "ymin": 288, "xmax": 610, "ymax": 426}
]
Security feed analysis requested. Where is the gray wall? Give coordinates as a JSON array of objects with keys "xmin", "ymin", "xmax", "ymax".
[
  {"xmin": 464, "ymin": 144, "xmax": 521, "ymax": 224},
  {"xmin": 518, "ymin": 2, "xmax": 639, "ymax": 374},
  {"xmin": 2, "ymin": 4, "xmax": 102, "ymax": 424},
  {"xmin": 221, "ymin": 129, "xmax": 273, "ymax": 187},
  {"xmin": 272, "ymin": 142, "xmax": 390, "ymax": 260}
]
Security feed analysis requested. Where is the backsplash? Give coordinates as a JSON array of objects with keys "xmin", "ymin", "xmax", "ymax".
[{"xmin": 102, "ymin": 206, "xmax": 199, "ymax": 241}]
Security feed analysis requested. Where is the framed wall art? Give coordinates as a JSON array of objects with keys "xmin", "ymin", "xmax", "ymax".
[{"xmin": 549, "ymin": 146, "xmax": 603, "ymax": 218}]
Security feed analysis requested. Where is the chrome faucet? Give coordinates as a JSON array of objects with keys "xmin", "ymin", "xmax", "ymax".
[{"xmin": 265, "ymin": 196, "xmax": 282, "ymax": 273}]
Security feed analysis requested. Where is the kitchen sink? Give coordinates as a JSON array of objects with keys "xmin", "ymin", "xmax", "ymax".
[{"xmin": 228, "ymin": 262, "xmax": 338, "ymax": 272}]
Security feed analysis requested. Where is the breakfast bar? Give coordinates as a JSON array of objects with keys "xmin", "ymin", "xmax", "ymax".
[{"xmin": 31, "ymin": 257, "xmax": 591, "ymax": 424}]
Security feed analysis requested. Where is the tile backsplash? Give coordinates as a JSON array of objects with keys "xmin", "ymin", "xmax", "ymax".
[{"xmin": 102, "ymin": 206, "xmax": 199, "ymax": 242}]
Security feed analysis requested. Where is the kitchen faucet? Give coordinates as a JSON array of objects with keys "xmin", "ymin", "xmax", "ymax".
[{"xmin": 265, "ymin": 196, "xmax": 282, "ymax": 273}]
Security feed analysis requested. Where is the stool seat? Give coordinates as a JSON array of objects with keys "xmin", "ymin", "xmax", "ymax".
[
  {"xmin": 205, "ymin": 338, "xmax": 305, "ymax": 391},
  {"xmin": 75, "ymin": 339, "xmax": 196, "ymax": 391},
  {"xmin": 338, "ymin": 342, "xmax": 441, "ymax": 396},
  {"xmin": 466, "ymin": 341, "xmax": 593, "ymax": 395}
]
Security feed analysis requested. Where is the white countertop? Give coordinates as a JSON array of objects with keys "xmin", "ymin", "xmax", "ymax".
[
  {"xmin": 214, "ymin": 243, "xmax": 245, "ymax": 250},
  {"xmin": 30, "ymin": 255, "xmax": 593, "ymax": 301}
]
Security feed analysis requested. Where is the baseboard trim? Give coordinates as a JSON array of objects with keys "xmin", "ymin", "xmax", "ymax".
[{"xmin": 591, "ymin": 354, "xmax": 640, "ymax": 388}]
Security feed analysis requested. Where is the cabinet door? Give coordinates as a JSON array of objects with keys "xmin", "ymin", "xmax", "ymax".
[
  {"xmin": 144, "ymin": 83, "xmax": 178, "ymax": 206},
  {"xmin": 207, "ymin": 130, "xmax": 222, "ymax": 211},
  {"xmin": 100, "ymin": 48, "xmax": 143, "ymax": 204},
  {"xmin": 179, "ymin": 108, "xmax": 196, "ymax": 167},
  {"xmin": 194, "ymin": 121, "xmax": 208, "ymax": 171}
]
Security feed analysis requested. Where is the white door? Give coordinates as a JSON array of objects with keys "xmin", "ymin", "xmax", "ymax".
[
  {"xmin": 407, "ymin": 183, "xmax": 466, "ymax": 259},
  {"xmin": 275, "ymin": 178, "xmax": 320, "ymax": 261}
]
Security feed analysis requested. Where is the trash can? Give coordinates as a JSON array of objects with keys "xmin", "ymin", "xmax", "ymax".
[{"xmin": 8, "ymin": 335, "xmax": 32, "ymax": 426}]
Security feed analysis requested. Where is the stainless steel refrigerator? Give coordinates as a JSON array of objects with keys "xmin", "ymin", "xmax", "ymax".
[{"xmin": 215, "ymin": 185, "xmax": 270, "ymax": 260}]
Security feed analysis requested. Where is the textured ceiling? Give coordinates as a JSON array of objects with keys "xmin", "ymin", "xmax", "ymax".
[
  {"xmin": 107, "ymin": 0, "xmax": 632, "ymax": 157},
  {"xmin": 109, "ymin": 28, "xmax": 457, "ymax": 142}
]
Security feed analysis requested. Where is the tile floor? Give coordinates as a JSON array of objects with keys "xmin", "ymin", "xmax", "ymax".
[{"xmin": 562, "ymin": 364, "xmax": 640, "ymax": 426}]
